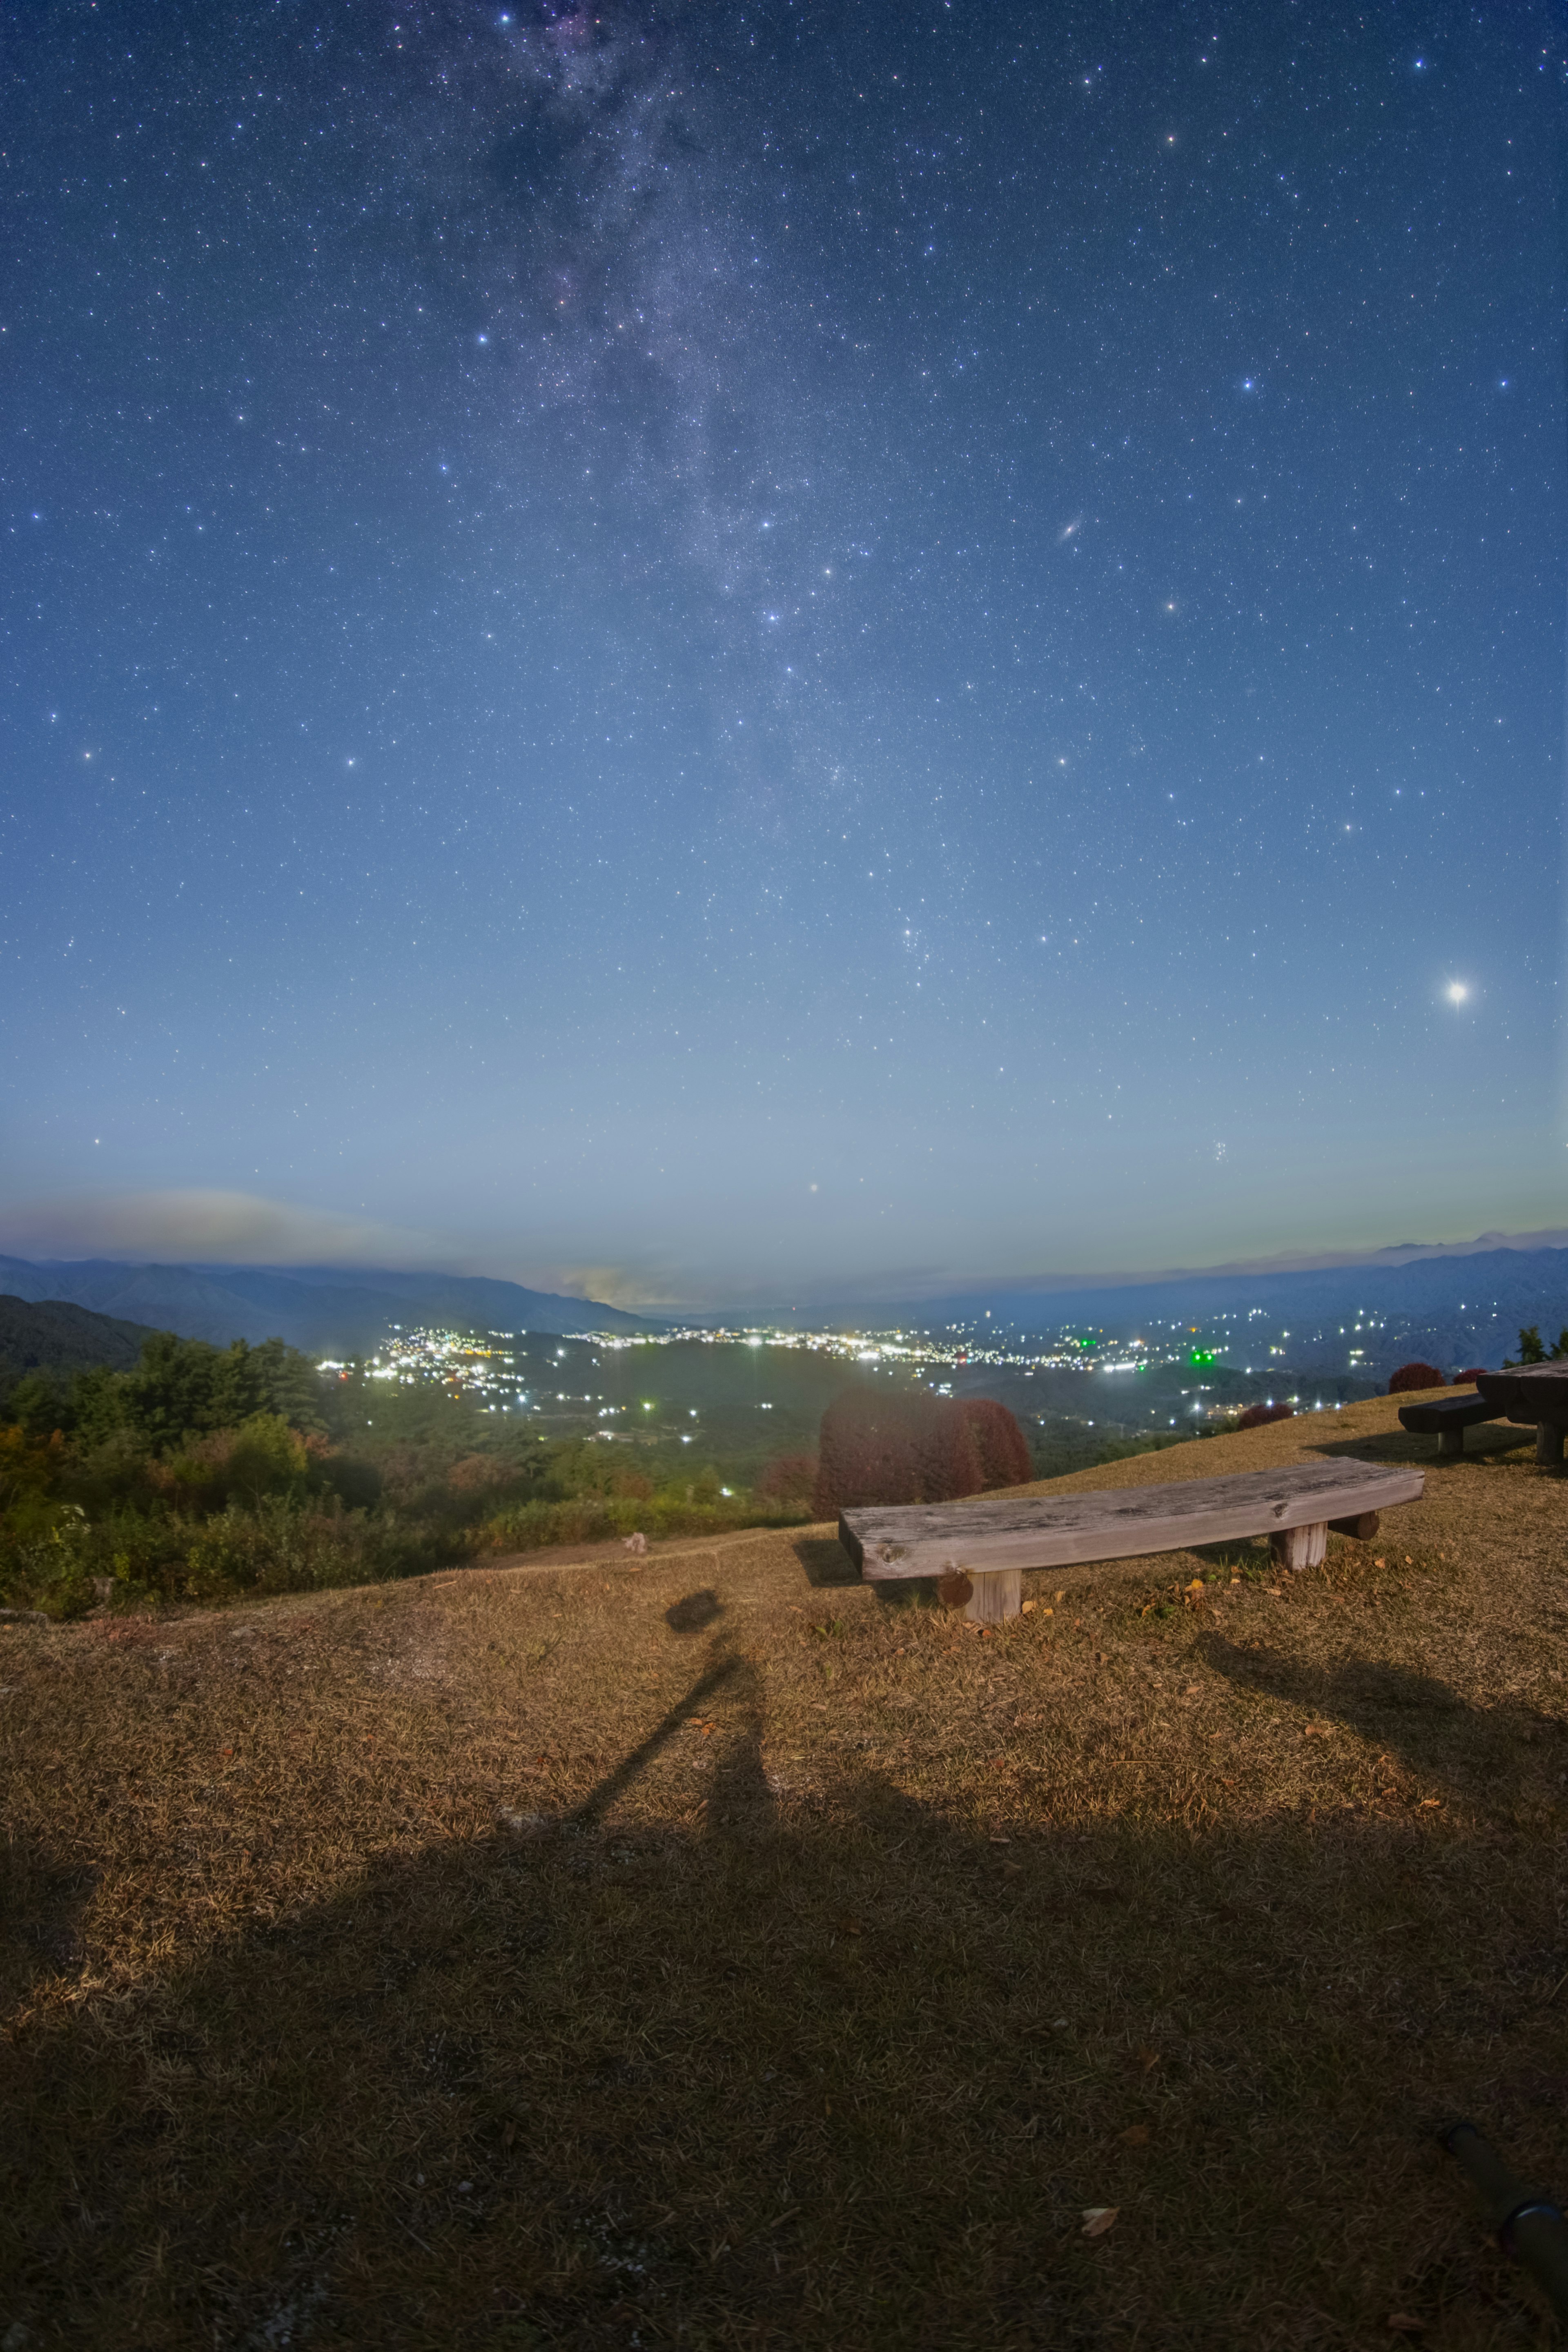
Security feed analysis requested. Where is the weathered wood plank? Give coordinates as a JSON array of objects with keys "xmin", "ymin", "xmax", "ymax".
[
  {"xmin": 965, "ymin": 1568, "xmax": 1021, "ymax": 1625},
  {"xmin": 839, "ymin": 1459, "xmax": 1423, "ymax": 1583},
  {"xmin": 1270, "ymin": 1521, "xmax": 1327, "ymax": 1574}
]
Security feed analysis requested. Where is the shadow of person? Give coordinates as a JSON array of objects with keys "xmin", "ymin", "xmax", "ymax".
[
  {"xmin": 664, "ymin": 1586, "xmax": 726, "ymax": 1633},
  {"xmin": 1197, "ymin": 1630, "xmax": 1567, "ymax": 1795},
  {"xmin": 11, "ymin": 1669, "xmax": 1568, "ymax": 2349}
]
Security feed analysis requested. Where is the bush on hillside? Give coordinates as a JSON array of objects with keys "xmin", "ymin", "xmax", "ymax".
[
  {"xmin": 755, "ymin": 1454, "xmax": 818, "ymax": 1507},
  {"xmin": 0, "ymin": 1494, "xmax": 451, "ymax": 1617},
  {"xmin": 1235, "ymin": 1403, "xmax": 1295, "ymax": 1430},
  {"xmin": 1388, "ymin": 1362, "xmax": 1445, "ymax": 1394},
  {"xmin": 812, "ymin": 1388, "xmax": 1031, "ymax": 1517},
  {"xmin": 1452, "ymin": 1369, "xmax": 1488, "ymax": 1385}
]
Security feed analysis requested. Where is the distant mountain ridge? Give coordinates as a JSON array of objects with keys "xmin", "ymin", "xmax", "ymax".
[
  {"xmin": 0, "ymin": 1294, "xmax": 158, "ymax": 1386},
  {"xmin": 0, "ymin": 1258, "xmax": 653, "ymax": 1354},
  {"xmin": 883, "ymin": 1245, "xmax": 1568, "ymax": 1379}
]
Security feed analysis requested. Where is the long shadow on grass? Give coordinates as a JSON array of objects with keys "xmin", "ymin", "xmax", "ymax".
[
  {"xmin": 1198, "ymin": 1632, "xmax": 1568, "ymax": 1792},
  {"xmin": 1300, "ymin": 1426, "xmax": 1535, "ymax": 1469},
  {"xmin": 11, "ymin": 1704, "xmax": 1568, "ymax": 2348}
]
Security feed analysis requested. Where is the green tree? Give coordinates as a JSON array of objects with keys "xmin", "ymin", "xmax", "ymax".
[
  {"xmin": 5, "ymin": 1371, "xmax": 71, "ymax": 1439},
  {"xmin": 67, "ymin": 1331, "xmax": 329, "ymax": 1452}
]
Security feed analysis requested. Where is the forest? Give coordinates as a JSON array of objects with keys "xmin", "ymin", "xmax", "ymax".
[{"xmin": 0, "ymin": 1325, "xmax": 1216, "ymax": 1619}]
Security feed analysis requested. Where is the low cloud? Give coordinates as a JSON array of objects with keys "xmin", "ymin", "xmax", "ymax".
[
  {"xmin": 546, "ymin": 1264, "xmax": 688, "ymax": 1311},
  {"xmin": 0, "ymin": 1189, "xmax": 437, "ymax": 1269}
]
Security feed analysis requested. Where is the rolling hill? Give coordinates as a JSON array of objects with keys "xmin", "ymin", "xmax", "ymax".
[
  {"xmin": 0, "ymin": 1294, "xmax": 158, "ymax": 1386},
  {"xmin": 0, "ymin": 1258, "xmax": 652, "ymax": 1356}
]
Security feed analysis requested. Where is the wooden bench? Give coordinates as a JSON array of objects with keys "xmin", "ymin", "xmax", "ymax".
[
  {"xmin": 1476, "ymin": 1366, "xmax": 1568, "ymax": 1467},
  {"xmin": 839, "ymin": 1458, "xmax": 1425, "ymax": 1625},
  {"xmin": 1397, "ymin": 1393, "xmax": 1505, "ymax": 1457}
]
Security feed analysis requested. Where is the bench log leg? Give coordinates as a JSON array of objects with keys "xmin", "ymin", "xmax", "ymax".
[
  {"xmin": 1537, "ymin": 1423, "xmax": 1565, "ymax": 1467},
  {"xmin": 1329, "ymin": 1510, "xmax": 1380, "ymax": 1540},
  {"xmin": 1437, "ymin": 1428, "xmax": 1466, "ymax": 1459},
  {"xmin": 1270, "ymin": 1521, "xmax": 1327, "ymax": 1575},
  {"xmin": 966, "ymin": 1568, "xmax": 1022, "ymax": 1626}
]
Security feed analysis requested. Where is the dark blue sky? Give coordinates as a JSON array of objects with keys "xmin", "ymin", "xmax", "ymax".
[{"xmin": 2, "ymin": 1, "xmax": 1562, "ymax": 1307}]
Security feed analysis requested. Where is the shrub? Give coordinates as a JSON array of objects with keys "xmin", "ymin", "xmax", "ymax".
[
  {"xmin": 1236, "ymin": 1403, "xmax": 1295, "ymax": 1430},
  {"xmin": 812, "ymin": 1388, "xmax": 1031, "ymax": 1517},
  {"xmin": 755, "ymin": 1454, "xmax": 817, "ymax": 1507},
  {"xmin": 1388, "ymin": 1362, "xmax": 1445, "ymax": 1394},
  {"xmin": 1452, "ymin": 1369, "xmax": 1488, "ymax": 1385}
]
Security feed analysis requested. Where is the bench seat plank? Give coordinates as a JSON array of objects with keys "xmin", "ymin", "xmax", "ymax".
[
  {"xmin": 840, "ymin": 1458, "xmax": 1424, "ymax": 1583},
  {"xmin": 1396, "ymin": 1395, "xmax": 1502, "ymax": 1434}
]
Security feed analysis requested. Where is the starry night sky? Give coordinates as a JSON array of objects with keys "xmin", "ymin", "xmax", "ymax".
[{"xmin": 2, "ymin": 1, "xmax": 1563, "ymax": 1308}]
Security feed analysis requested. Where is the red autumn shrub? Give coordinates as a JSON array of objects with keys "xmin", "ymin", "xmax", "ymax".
[
  {"xmin": 953, "ymin": 1396, "xmax": 1033, "ymax": 1490},
  {"xmin": 1236, "ymin": 1403, "xmax": 1295, "ymax": 1430},
  {"xmin": 1388, "ymin": 1362, "xmax": 1445, "ymax": 1393},
  {"xmin": 754, "ymin": 1453, "xmax": 817, "ymax": 1506},
  {"xmin": 1452, "ymin": 1369, "xmax": 1488, "ymax": 1385},
  {"xmin": 813, "ymin": 1389, "xmax": 1031, "ymax": 1517}
]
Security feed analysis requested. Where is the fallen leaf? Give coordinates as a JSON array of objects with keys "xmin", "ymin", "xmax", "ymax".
[
  {"xmin": 838, "ymin": 1916, "xmax": 863, "ymax": 1936},
  {"xmin": 220, "ymin": 1746, "xmax": 234, "ymax": 1757},
  {"xmin": 1021, "ymin": 1599, "xmax": 1036, "ymax": 1614},
  {"xmin": 1040, "ymin": 1606, "xmax": 1054, "ymax": 1616},
  {"xmin": 1054, "ymin": 1589, "xmax": 1066, "ymax": 1602},
  {"xmin": 1386, "ymin": 2317, "xmax": 1424, "ymax": 2336},
  {"xmin": 1421, "ymin": 1797, "xmax": 1441, "ymax": 1809},
  {"xmin": 1081, "ymin": 2206, "xmax": 1118, "ymax": 2238},
  {"xmin": 1187, "ymin": 1577, "xmax": 1205, "ymax": 1592},
  {"xmin": 989, "ymin": 1834, "xmax": 1012, "ymax": 1844},
  {"xmin": 1136, "ymin": 2047, "xmax": 1161, "ymax": 2071},
  {"xmin": 1118, "ymin": 2125, "xmax": 1150, "ymax": 2147},
  {"xmin": 1374, "ymin": 1557, "xmax": 1386, "ymax": 1568}
]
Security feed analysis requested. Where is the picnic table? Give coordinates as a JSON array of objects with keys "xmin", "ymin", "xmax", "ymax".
[
  {"xmin": 1474, "ymin": 1365, "xmax": 1568, "ymax": 1466},
  {"xmin": 839, "ymin": 1457, "xmax": 1425, "ymax": 1624}
]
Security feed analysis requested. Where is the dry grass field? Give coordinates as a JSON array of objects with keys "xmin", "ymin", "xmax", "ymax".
[{"xmin": 4, "ymin": 1392, "xmax": 1568, "ymax": 2350}]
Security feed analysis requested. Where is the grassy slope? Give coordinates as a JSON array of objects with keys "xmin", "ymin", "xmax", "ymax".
[{"xmin": 3, "ymin": 1392, "xmax": 1566, "ymax": 2350}]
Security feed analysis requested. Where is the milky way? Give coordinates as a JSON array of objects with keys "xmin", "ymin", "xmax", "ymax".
[{"xmin": 2, "ymin": 2, "xmax": 1562, "ymax": 1303}]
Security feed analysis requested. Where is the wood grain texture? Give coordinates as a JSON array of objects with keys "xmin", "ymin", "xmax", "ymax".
[
  {"xmin": 966, "ymin": 1568, "xmax": 1022, "ymax": 1625},
  {"xmin": 839, "ymin": 1459, "xmax": 1424, "ymax": 1582},
  {"xmin": 1270, "ymin": 1521, "xmax": 1327, "ymax": 1574}
]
